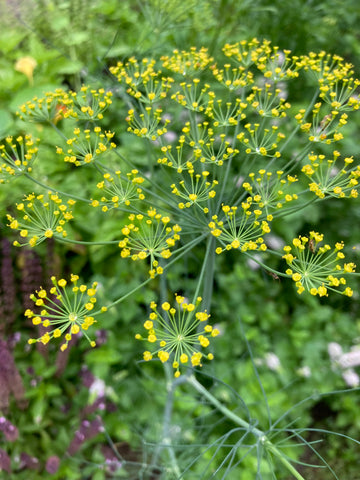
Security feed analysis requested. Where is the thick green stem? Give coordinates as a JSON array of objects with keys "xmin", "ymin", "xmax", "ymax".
[{"xmin": 187, "ymin": 375, "xmax": 306, "ymax": 480}]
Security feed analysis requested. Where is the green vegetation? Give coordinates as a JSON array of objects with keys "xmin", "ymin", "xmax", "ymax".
[{"xmin": 1, "ymin": 1, "xmax": 360, "ymax": 478}]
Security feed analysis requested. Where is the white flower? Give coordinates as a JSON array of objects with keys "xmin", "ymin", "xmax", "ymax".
[
  {"xmin": 297, "ymin": 366, "xmax": 311, "ymax": 378},
  {"xmin": 339, "ymin": 350, "xmax": 360, "ymax": 369},
  {"xmin": 265, "ymin": 353, "xmax": 281, "ymax": 371},
  {"xmin": 342, "ymin": 369, "xmax": 360, "ymax": 388},
  {"xmin": 327, "ymin": 342, "xmax": 343, "ymax": 361},
  {"xmin": 89, "ymin": 378, "xmax": 106, "ymax": 398}
]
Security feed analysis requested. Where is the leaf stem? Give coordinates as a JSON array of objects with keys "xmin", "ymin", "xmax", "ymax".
[{"xmin": 187, "ymin": 375, "xmax": 307, "ymax": 480}]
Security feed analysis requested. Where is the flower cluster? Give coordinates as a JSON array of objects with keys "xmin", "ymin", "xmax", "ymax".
[
  {"xmin": 236, "ymin": 123, "xmax": 284, "ymax": 158},
  {"xmin": 56, "ymin": 126, "xmax": 116, "ymax": 166},
  {"xmin": 126, "ymin": 107, "xmax": 170, "ymax": 141},
  {"xmin": 301, "ymin": 151, "xmax": 360, "ymax": 199},
  {"xmin": 17, "ymin": 89, "xmax": 67, "ymax": 123},
  {"xmin": 0, "ymin": 135, "xmax": 39, "ymax": 183},
  {"xmin": 161, "ymin": 46, "xmax": 214, "ymax": 75},
  {"xmin": 296, "ymin": 103, "xmax": 349, "ymax": 144},
  {"xmin": 136, "ymin": 294, "xmax": 218, "ymax": 377},
  {"xmin": 7, "ymin": 192, "xmax": 75, "ymax": 247},
  {"xmin": 282, "ymin": 231, "xmax": 355, "ymax": 296},
  {"xmin": 118, "ymin": 209, "xmax": 181, "ymax": 277},
  {"xmin": 26, "ymin": 275, "xmax": 107, "ymax": 351},
  {"xmin": 171, "ymin": 169, "xmax": 217, "ymax": 211},
  {"xmin": 109, "ymin": 57, "xmax": 173, "ymax": 104},
  {"xmin": 209, "ymin": 203, "xmax": 271, "ymax": 254},
  {"xmin": 91, "ymin": 169, "xmax": 145, "ymax": 211},
  {"xmin": 241, "ymin": 169, "xmax": 298, "ymax": 213},
  {"xmin": 55, "ymin": 86, "xmax": 113, "ymax": 120}
]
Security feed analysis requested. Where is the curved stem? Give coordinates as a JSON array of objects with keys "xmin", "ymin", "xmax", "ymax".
[{"xmin": 187, "ymin": 375, "xmax": 306, "ymax": 480}]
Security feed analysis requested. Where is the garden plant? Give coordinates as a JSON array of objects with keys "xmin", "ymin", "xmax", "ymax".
[
  {"xmin": 1, "ymin": 1, "xmax": 360, "ymax": 479},
  {"xmin": 1, "ymin": 36, "xmax": 360, "ymax": 479}
]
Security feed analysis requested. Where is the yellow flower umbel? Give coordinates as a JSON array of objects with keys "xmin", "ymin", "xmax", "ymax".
[
  {"xmin": 0, "ymin": 135, "xmax": 39, "ymax": 183},
  {"xmin": 283, "ymin": 231, "xmax": 355, "ymax": 296},
  {"xmin": 92, "ymin": 169, "xmax": 145, "ymax": 211},
  {"xmin": 161, "ymin": 46, "xmax": 214, "ymax": 75},
  {"xmin": 126, "ymin": 107, "xmax": 170, "ymax": 141},
  {"xmin": 109, "ymin": 57, "xmax": 173, "ymax": 104},
  {"xmin": 136, "ymin": 294, "xmax": 218, "ymax": 377},
  {"xmin": 118, "ymin": 209, "xmax": 181, "ymax": 278},
  {"xmin": 56, "ymin": 86, "xmax": 113, "ymax": 120},
  {"xmin": 302, "ymin": 151, "xmax": 360, "ymax": 199},
  {"xmin": 171, "ymin": 169, "xmax": 217, "ymax": 211},
  {"xmin": 56, "ymin": 126, "xmax": 116, "ymax": 166},
  {"xmin": 17, "ymin": 89, "xmax": 67, "ymax": 123},
  {"xmin": 236, "ymin": 122, "xmax": 284, "ymax": 158},
  {"xmin": 26, "ymin": 275, "xmax": 107, "ymax": 351},
  {"xmin": 7, "ymin": 192, "xmax": 75, "ymax": 247},
  {"xmin": 209, "ymin": 202, "xmax": 271, "ymax": 254},
  {"xmin": 241, "ymin": 169, "xmax": 298, "ymax": 213}
]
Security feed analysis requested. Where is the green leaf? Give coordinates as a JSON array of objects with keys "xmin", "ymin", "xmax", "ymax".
[{"xmin": 0, "ymin": 109, "xmax": 14, "ymax": 137}]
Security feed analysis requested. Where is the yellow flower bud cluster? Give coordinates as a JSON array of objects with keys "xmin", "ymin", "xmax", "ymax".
[
  {"xmin": 171, "ymin": 169, "xmax": 218, "ymax": 211},
  {"xmin": 118, "ymin": 209, "xmax": 181, "ymax": 278},
  {"xmin": 126, "ymin": 107, "xmax": 170, "ymax": 141},
  {"xmin": 161, "ymin": 46, "xmax": 214, "ymax": 75},
  {"xmin": 17, "ymin": 89, "xmax": 67, "ymax": 123},
  {"xmin": 27, "ymin": 274, "xmax": 107, "ymax": 351},
  {"xmin": 283, "ymin": 232, "xmax": 355, "ymax": 296},
  {"xmin": 55, "ymin": 86, "xmax": 113, "ymax": 120},
  {"xmin": 0, "ymin": 135, "xmax": 39, "ymax": 183},
  {"xmin": 56, "ymin": 126, "xmax": 116, "ymax": 166},
  {"xmin": 209, "ymin": 202, "xmax": 271, "ymax": 254},
  {"xmin": 7, "ymin": 192, "xmax": 75, "ymax": 247},
  {"xmin": 136, "ymin": 294, "xmax": 218, "ymax": 377},
  {"xmin": 91, "ymin": 169, "xmax": 145, "ymax": 211},
  {"xmin": 302, "ymin": 151, "xmax": 360, "ymax": 199},
  {"xmin": 242, "ymin": 169, "xmax": 298, "ymax": 212}
]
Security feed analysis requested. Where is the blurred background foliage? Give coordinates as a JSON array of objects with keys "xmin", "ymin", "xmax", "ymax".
[{"xmin": 0, "ymin": 0, "xmax": 360, "ymax": 478}]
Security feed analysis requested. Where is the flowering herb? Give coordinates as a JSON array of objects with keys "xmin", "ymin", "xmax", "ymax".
[
  {"xmin": 26, "ymin": 275, "xmax": 107, "ymax": 351},
  {"xmin": 136, "ymin": 295, "xmax": 218, "ymax": 377},
  {"xmin": 283, "ymin": 231, "xmax": 355, "ymax": 296},
  {"xmin": 7, "ymin": 192, "xmax": 75, "ymax": 247}
]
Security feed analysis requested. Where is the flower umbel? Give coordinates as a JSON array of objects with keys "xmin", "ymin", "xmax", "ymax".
[
  {"xmin": 302, "ymin": 151, "xmax": 360, "ymax": 199},
  {"xmin": 118, "ymin": 209, "xmax": 181, "ymax": 278},
  {"xmin": 241, "ymin": 169, "xmax": 298, "ymax": 213},
  {"xmin": 283, "ymin": 231, "xmax": 355, "ymax": 296},
  {"xmin": 26, "ymin": 275, "xmax": 107, "ymax": 351},
  {"xmin": 56, "ymin": 126, "xmax": 116, "ymax": 166},
  {"xmin": 209, "ymin": 203, "xmax": 271, "ymax": 254},
  {"xmin": 0, "ymin": 135, "xmax": 39, "ymax": 183},
  {"xmin": 92, "ymin": 169, "xmax": 145, "ymax": 211},
  {"xmin": 171, "ymin": 168, "xmax": 217, "ymax": 211},
  {"xmin": 136, "ymin": 295, "xmax": 218, "ymax": 377},
  {"xmin": 7, "ymin": 192, "xmax": 75, "ymax": 247}
]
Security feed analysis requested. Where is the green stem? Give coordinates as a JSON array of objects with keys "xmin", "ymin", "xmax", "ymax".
[
  {"xmin": 192, "ymin": 235, "xmax": 215, "ymax": 306},
  {"xmin": 187, "ymin": 375, "xmax": 307, "ymax": 480},
  {"xmin": 57, "ymin": 237, "xmax": 119, "ymax": 246},
  {"xmin": 24, "ymin": 173, "xmax": 90, "ymax": 203},
  {"xmin": 95, "ymin": 234, "xmax": 206, "ymax": 313},
  {"xmin": 265, "ymin": 441, "xmax": 308, "ymax": 480}
]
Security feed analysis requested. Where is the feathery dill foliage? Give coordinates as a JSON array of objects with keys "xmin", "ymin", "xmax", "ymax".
[{"xmin": 5, "ymin": 39, "xmax": 360, "ymax": 477}]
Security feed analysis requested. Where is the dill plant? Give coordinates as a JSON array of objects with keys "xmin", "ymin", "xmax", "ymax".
[{"xmin": 3, "ymin": 38, "xmax": 360, "ymax": 478}]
